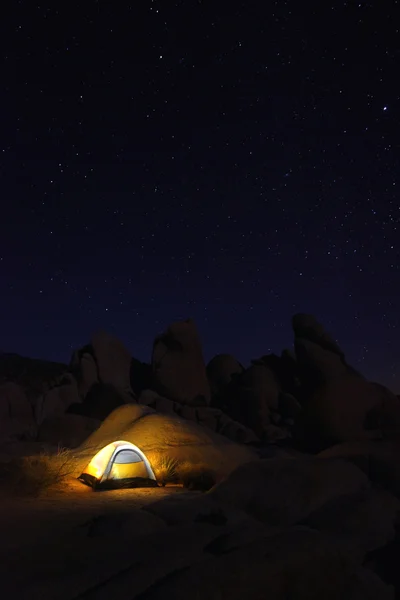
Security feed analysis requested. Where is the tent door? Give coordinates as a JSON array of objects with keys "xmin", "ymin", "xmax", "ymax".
[{"xmin": 107, "ymin": 449, "xmax": 148, "ymax": 481}]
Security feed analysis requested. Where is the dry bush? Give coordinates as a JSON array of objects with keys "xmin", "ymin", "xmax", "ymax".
[
  {"xmin": 151, "ymin": 455, "xmax": 181, "ymax": 487},
  {"xmin": 179, "ymin": 461, "xmax": 216, "ymax": 491},
  {"xmin": 0, "ymin": 447, "xmax": 76, "ymax": 496}
]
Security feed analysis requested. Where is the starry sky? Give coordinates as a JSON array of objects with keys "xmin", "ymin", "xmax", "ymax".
[{"xmin": 1, "ymin": 1, "xmax": 400, "ymax": 391}]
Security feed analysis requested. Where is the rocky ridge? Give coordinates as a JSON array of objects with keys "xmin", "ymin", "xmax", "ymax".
[{"xmin": 1, "ymin": 314, "xmax": 400, "ymax": 598}]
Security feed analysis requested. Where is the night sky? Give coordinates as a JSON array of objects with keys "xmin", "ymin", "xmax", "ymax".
[{"xmin": 2, "ymin": 1, "xmax": 400, "ymax": 391}]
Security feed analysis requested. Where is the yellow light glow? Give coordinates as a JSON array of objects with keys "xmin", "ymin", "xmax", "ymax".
[
  {"xmin": 85, "ymin": 443, "xmax": 115, "ymax": 479},
  {"xmin": 79, "ymin": 440, "xmax": 156, "ymax": 486}
]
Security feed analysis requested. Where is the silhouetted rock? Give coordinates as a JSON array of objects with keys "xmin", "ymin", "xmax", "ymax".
[
  {"xmin": 67, "ymin": 382, "xmax": 131, "ymax": 421},
  {"xmin": 318, "ymin": 440, "xmax": 400, "ymax": 499},
  {"xmin": 91, "ymin": 330, "xmax": 133, "ymax": 393},
  {"xmin": 292, "ymin": 314, "xmax": 362, "ymax": 398},
  {"xmin": 206, "ymin": 354, "xmax": 243, "ymax": 397},
  {"xmin": 70, "ymin": 350, "xmax": 98, "ymax": 398},
  {"xmin": 0, "ymin": 352, "xmax": 68, "ymax": 403},
  {"xmin": 130, "ymin": 357, "xmax": 152, "ymax": 396},
  {"xmin": 34, "ymin": 374, "xmax": 81, "ymax": 426},
  {"xmin": 74, "ymin": 404, "xmax": 257, "ymax": 484},
  {"xmin": 252, "ymin": 352, "xmax": 301, "ymax": 396},
  {"xmin": 212, "ymin": 362, "xmax": 287, "ymax": 439},
  {"xmin": 292, "ymin": 313, "xmax": 345, "ymax": 358},
  {"xmin": 210, "ymin": 457, "xmax": 369, "ymax": 526},
  {"xmin": 152, "ymin": 319, "xmax": 210, "ymax": 406},
  {"xmin": 294, "ymin": 375, "xmax": 400, "ymax": 451},
  {"xmin": 139, "ymin": 389, "xmax": 258, "ymax": 444},
  {"xmin": 278, "ymin": 391, "xmax": 302, "ymax": 419},
  {"xmin": 365, "ymin": 533, "xmax": 400, "ymax": 598},
  {"xmin": 135, "ymin": 527, "xmax": 394, "ymax": 600},
  {"xmin": 37, "ymin": 413, "xmax": 100, "ymax": 447},
  {"xmin": 0, "ymin": 382, "xmax": 36, "ymax": 441},
  {"xmin": 303, "ymin": 487, "xmax": 399, "ymax": 555}
]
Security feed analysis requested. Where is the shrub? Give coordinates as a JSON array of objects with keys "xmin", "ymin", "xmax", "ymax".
[
  {"xmin": 179, "ymin": 461, "xmax": 216, "ymax": 491},
  {"xmin": 151, "ymin": 455, "xmax": 181, "ymax": 486},
  {"xmin": 0, "ymin": 447, "xmax": 75, "ymax": 496}
]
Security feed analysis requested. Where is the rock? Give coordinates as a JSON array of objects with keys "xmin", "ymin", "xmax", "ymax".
[
  {"xmin": 292, "ymin": 314, "xmax": 363, "ymax": 397},
  {"xmin": 365, "ymin": 536, "xmax": 400, "ymax": 598},
  {"xmin": 304, "ymin": 487, "xmax": 400, "ymax": 555},
  {"xmin": 70, "ymin": 349, "xmax": 99, "ymax": 399},
  {"xmin": 0, "ymin": 353, "xmax": 68, "ymax": 404},
  {"xmin": 34, "ymin": 376, "xmax": 81, "ymax": 426},
  {"xmin": 78, "ymin": 509, "xmax": 166, "ymax": 539},
  {"xmin": 67, "ymin": 382, "xmax": 133, "ymax": 421},
  {"xmin": 197, "ymin": 407, "xmax": 258, "ymax": 444},
  {"xmin": 212, "ymin": 363, "xmax": 281, "ymax": 438},
  {"xmin": 91, "ymin": 330, "xmax": 133, "ymax": 394},
  {"xmin": 209, "ymin": 457, "xmax": 369, "ymax": 526},
  {"xmin": 252, "ymin": 352, "xmax": 301, "ymax": 398},
  {"xmin": 151, "ymin": 319, "xmax": 210, "ymax": 406},
  {"xmin": 318, "ymin": 440, "xmax": 400, "ymax": 498},
  {"xmin": 139, "ymin": 389, "xmax": 177, "ymax": 414},
  {"xmin": 74, "ymin": 405, "xmax": 257, "ymax": 485},
  {"xmin": 144, "ymin": 491, "xmax": 261, "ymax": 527},
  {"xmin": 263, "ymin": 423, "xmax": 291, "ymax": 442},
  {"xmin": 0, "ymin": 382, "xmax": 36, "ymax": 441},
  {"xmin": 255, "ymin": 445, "xmax": 307, "ymax": 459},
  {"xmin": 278, "ymin": 391, "xmax": 302, "ymax": 418},
  {"xmin": 295, "ymin": 338, "xmax": 349, "ymax": 382},
  {"xmin": 370, "ymin": 382, "xmax": 400, "ymax": 438},
  {"xmin": 37, "ymin": 414, "xmax": 100, "ymax": 448},
  {"xmin": 79, "ymin": 352, "xmax": 99, "ymax": 397},
  {"xmin": 292, "ymin": 313, "xmax": 345, "ymax": 358},
  {"xmin": 130, "ymin": 357, "xmax": 152, "ymax": 396},
  {"xmin": 133, "ymin": 527, "xmax": 394, "ymax": 600},
  {"xmin": 206, "ymin": 354, "xmax": 243, "ymax": 397},
  {"xmin": 295, "ymin": 376, "xmax": 400, "ymax": 451},
  {"xmin": 138, "ymin": 390, "xmax": 258, "ymax": 443}
]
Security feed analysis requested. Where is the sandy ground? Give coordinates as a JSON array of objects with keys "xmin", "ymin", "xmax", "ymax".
[{"xmin": 0, "ymin": 477, "xmax": 189, "ymax": 553}]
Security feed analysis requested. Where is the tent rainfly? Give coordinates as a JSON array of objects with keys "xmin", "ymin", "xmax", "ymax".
[{"xmin": 78, "ymin": 440, "xmax": 157, "ymax": 490}]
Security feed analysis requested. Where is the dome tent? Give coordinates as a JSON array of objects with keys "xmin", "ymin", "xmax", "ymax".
[{"xmin": 78, "ymin": 440, "xmax": 157, "ymax": 490}]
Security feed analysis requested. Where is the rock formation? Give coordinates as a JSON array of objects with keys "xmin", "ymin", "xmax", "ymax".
[
  {"xmin": 0, "ymin": 382, "xmax": 36, "ymax": 441},
  {"xmin": 1, "ymin": 313, "xmax": 400, "ymax": 599},
  {"xmin": 152, "ymin": 319, "xmax": 211, "ymax": 406},
  {"xmin": 206, "ymin": 353, "xmax": 243, "ymax": 397}
]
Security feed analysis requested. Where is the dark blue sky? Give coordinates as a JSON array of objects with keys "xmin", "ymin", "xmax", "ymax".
[{"xmin": 1, "ymin": 1, "xmax": 399, "ymax": 391}]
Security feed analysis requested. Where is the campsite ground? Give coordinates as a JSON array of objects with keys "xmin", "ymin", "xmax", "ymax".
[
  {"xmin": 0, "ymin": 477, "xmax": 189, "ymax": 554},
  {"xmin": 0, "ymin": 477, "xmax": 201, "ymax": 599}
]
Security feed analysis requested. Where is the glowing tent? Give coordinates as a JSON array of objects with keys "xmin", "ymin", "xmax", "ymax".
[{"xmin": 78, "ymin": 440, "xmax": 157, "ymax": 490}]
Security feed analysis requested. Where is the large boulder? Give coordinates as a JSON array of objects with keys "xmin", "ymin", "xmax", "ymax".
[
  {"xmin": 70, "ymin": 351, "xmax": 99, "ymax": 398},
  {"xmin": 139, "ymin": 389, "xmax": 258, "ymax": 444},
  {"xmin": 91, "ymin": 330, "xmax": 133, "ymax": 393},
  {"xmin": 132, "ymin": 527, "xmax": 394, "ymax": 600},
  {"xmin": 151, "ymin": 319, "xmax": 211, "ymax": 406},
  {"xmin": 0, "ymin": 382, "xmax": 36, "ymax": 441},
  {"xmin": 37, "ymin": 413, "xmax": 100, "ymax": 448},
  {"xmin": 73, "ymin": 404, "xmax": 257, "ymax": 485},
  {"xmin": 295, "ymin": 376, "xmax": 400, "ymax": 451},
  {"xmin": 67, "ymin": 382, "xmax": 132, "ymax": 421},
  {"xmin": 304, "ymin": 487, "xmax": 400, "ymax": 555},
  {"xmin": 212, "ymin": 363, "xmax": 283, "ymax": 439},
  {"xmin": 206, "ymin": 354, "xmax": 243, "ymax": 397},
  {"xmin": 34, "ymin": 375, "xmax": 81, "ymax": 426},
  {"xmin": 292, "ymin": 314, "xmax": 360, "ymax": 394},
  {"xmin": 70, "ymin": 332, "xmax": 135, "ymax": 402},
  {"xmin": 318, "ymin": 440, "xmax": 400, "ymax": 499},
  {"xmin": 292, "ymin": 313, "xmax": 344, "ymax": 357},
  {"xmin": 209, "ymin": 457, "xmax": 369, "ymax": 526},
  {"xmin": 252, "ymin": 352, "xmax": 301, "ymax": 398},
  {"xmin": 130, "ymin": 357, "xmax": 152, "ymax": 396},
  {"xmin": 0, "ymin": 353, "xmax": 68, "ymax": 404}
]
